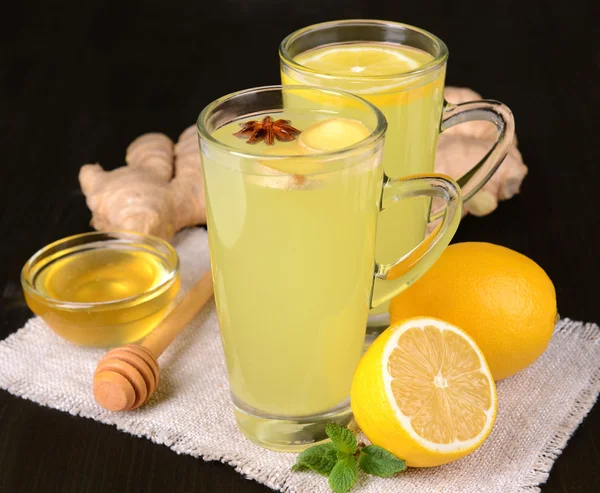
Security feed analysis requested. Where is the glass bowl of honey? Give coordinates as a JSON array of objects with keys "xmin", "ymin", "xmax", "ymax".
[{"xmin": 21, "ymin": 231, "xmax": 180, "ymax": 347}]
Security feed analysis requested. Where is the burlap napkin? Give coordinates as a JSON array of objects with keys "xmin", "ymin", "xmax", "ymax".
[{"xmin": 1, "ymin": 228, "xmax": 598, "ymax": 493}]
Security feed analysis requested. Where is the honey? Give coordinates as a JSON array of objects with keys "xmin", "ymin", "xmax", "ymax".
[
  {"xmin": 22, "ymin": 232, "xmax": 180, "ymax": 347},
  {"xmin": 36, "ymin": 249, "xmax": 169, "ymax": 303}
]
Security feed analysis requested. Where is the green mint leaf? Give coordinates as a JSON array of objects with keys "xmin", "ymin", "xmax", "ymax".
[
  {"xmin": 328, "ymin": 455, "xmax": 358, "ymax": 493},
  {"xmin": 325, "ymin": 423, "xmax": 357, "ymax": 454},
  {"xmin": 292, "ymin": 442, "xmax": 338, "ymax": 476},
  {"xmin": 357, "ymin": 445, "xmax": 406, "ymax": 477}
]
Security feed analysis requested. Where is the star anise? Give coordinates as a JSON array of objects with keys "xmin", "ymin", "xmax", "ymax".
[{"xmin": 233, "ymin": 116, "xmax": 301, "ymax": 145}]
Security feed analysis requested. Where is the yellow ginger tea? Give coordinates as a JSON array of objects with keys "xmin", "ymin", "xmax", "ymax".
[
  {"xmin": 204, "ymin": 111, "xmax": 383, "ymax": 416},
  {"xmin": 282, "ymin": 42, "xmax": 445, "ymax": 317}
]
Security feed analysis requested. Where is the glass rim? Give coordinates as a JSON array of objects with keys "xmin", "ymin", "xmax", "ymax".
[
  {"xmin": 196, "ymin": 84, "xmax": 387, "ymax": 165},
  {"xmin": 21, "ymin": 230, "xmax": 180, "ymax": 310},
  {"xmin": 279, "ymin": 19, "xmax": 449, "ymax": 82}
]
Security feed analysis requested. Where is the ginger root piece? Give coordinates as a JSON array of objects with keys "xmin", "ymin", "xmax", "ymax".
[
  {"xmin": 80, "ymin": 87, "xmax": 526, "ymax": 242},
  {"xmin": 436, "ymin": 87, "xmax": 528, "ymax": 217},
  {"xmin": 79, "ymin": 126, "xmax": 205, "ymax": 241}
]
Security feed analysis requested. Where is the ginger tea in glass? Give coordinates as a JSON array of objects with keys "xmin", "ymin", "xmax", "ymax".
[
  {"xmin": 197, "ymin": 85, "xmax": 462, "ymax": 450},
  {"xmin": 280, "ymin": 20, "xmax": 515, "ymax": 333}
]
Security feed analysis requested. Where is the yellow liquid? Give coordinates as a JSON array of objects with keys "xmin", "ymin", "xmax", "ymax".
[
  {"xmin": 204, "ymin": 110, "xmax": 383, "ymax": 416},
  {"xmin": 283, "ymin": 42, "xmax": 446, "ymax": 316},
  {"xmin": 26, "ymin": 247, "xmax": 179, "ymax": 346}
]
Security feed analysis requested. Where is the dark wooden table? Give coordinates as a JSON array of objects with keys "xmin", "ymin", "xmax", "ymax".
[{"xmin": 1, "ymin": 1, "xmax": 598, "ymax": 492}]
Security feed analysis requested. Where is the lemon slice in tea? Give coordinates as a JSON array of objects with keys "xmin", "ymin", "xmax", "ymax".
[{"xmin": 297, "ymin": 43, "xmax": 428, "ymax": 77}]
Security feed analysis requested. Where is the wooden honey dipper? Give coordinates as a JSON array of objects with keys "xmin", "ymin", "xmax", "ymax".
[{"xmin": 93, "ymin": 271, "xmax": 214, "ymax": 412}]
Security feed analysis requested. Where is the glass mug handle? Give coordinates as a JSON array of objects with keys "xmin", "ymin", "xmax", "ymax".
[
  {"xmin": 370, "ymin": 174, "xmax": 462, "ymax": 309},
  {"xmin": 440, "ymin": 99, "xmax": 515, "ymax": 202}
]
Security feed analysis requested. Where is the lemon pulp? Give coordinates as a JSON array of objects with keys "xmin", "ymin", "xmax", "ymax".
[{"xmin": 387, "ymin": 323, "xmax": 494, "ymax": 445}]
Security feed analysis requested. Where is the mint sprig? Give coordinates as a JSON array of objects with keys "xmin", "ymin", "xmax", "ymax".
[{"xmin": 292, "ymin": 423, "xmax": 407, "ymax": 493}]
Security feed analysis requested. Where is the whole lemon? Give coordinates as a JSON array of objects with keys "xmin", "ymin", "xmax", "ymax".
[{"xmin": 389, "ymin": 242, "xmax": 557, "ymax": 380}]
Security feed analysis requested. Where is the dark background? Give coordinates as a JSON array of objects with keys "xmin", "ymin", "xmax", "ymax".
[{"xmin": 1, "ymin": 1, "xmax": 598, "ymax": 492}]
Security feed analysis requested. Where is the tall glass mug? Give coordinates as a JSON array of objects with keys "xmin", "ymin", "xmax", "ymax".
[
  {"xmin": 197, "ymin": 85, "xmax": 462, "ymax": 450},
  {"xmin": 279, "ymin": 20, "xmax": 515, "ymax": 332}
]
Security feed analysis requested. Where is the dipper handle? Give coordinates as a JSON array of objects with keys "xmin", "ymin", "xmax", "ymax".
[
  {"xmin": 141, "ymin": 270, "xmax": 214, "ymax": 357},
  {"xmin": 93, "ymin": 270, "xmax": 214, "ymax": 412}
]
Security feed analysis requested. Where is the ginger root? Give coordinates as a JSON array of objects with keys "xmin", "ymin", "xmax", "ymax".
[
  {"xmin": 80, "ymin": 87, "xmax": 527, "ymax": 241},
  {"xmin": 436, "ymin": 87, "xmax": 528, "ymax": 217},
  {"xmin": 79, "ymin": 126, "xmax": 205, "ymax": 241}
]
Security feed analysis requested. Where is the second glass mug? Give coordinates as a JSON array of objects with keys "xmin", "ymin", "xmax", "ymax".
[
  {"xmin": 197, "ymin": 85, "xmax": 462, "ymax": 450},
  {"xmin": 279, "ymin": 19, "xmax": 515, "ymax": 333}
]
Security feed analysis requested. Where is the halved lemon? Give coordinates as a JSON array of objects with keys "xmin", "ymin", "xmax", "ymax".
[{"xmin": 351, "ymin": 317, "xmax": 497, "ymax": 467}]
